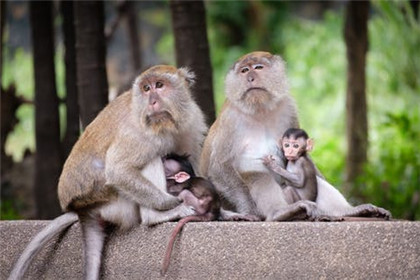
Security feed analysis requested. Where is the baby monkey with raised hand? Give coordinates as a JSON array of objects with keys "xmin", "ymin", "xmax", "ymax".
[{"xmin": 263, "ymin": 128, "xmax": 317, "ymax": 204}]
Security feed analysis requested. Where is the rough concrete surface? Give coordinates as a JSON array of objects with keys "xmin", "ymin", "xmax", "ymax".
[{"xmin": 1, "ymin": 220, "xmax": 419, "ymax": 279}]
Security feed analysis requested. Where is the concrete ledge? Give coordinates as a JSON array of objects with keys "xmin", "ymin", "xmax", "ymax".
[{"xmin": 1, "ymin": 220, "xmax": 419, "ymax": 279}]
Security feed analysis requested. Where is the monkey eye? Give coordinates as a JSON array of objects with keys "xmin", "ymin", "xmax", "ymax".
[
  {"xmin": 254, "ymin": 64, "xmax": 264, "ymax": 70},
  {"xmin": 293, "ymin": 144, "xmax": 299, "ymax": 148},
  {"xmin": 143, "ymin": 85, "xmax": 151, "ymax": 92},
  {"xmin": 284, "ymin": 143, "xmax": 290, "ymax": 148},
  {"xmin": 241, "ymin": 67, "xmax": 249, "ymax": 74},
  {"xmin": 156, "ymin": 81, "xmax": 163, "ymax": 88}
]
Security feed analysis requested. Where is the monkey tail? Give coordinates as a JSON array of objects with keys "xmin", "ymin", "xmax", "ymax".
[
  {"xmin": 8, "ymin": 212, "xmax": 79, "ymax": 280},
  {"xmin": 161, "ymin": 215, "xmax": 206, "ymax": 275}
]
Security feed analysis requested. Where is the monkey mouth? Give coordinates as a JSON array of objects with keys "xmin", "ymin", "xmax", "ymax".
[
  {"xmin": 286, "ymin": 156, "xmax": 298, "ymax": 161},
  {"xmin": 245, "ymin": 87, "xmax": 267, "ymax": 94},
  {"xmin": 242, "ymin": 87, "xmax": 271, "ymax": 104},
  {"xmin": 146, "ymin": 111, "xmax": 176, "ymax": 131}
]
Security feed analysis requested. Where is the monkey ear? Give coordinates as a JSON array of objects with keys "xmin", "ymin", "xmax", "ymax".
[
  {"xmin": 174, "ymin": 171, "xmax": 191, "ymax": 183},
  {"xmin": 306, "ymin": 138, "xmax": 314, "ymax": 152},
  {"xmin": 178, "ymin": 67, "xmax": 196, "ymax": 87}
]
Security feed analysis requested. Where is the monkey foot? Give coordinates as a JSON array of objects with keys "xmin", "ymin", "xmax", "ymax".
[
  {"xmin": 353, "ymin": 204, "xmax": 392, "ymax": 220},
  {"xmin": 310, "ymin": 215, "xmax": 344, "ymax": 222},
  {"xmin": 224, "ymin": 214, "xmax": 261, "ymax": 222}
]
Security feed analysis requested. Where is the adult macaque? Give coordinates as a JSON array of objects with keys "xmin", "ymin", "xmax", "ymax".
[
  {"xmin": 161, "ymin": 177, "xmax": 220, "ymax": 275},
  {"xmin": 263, "ymin": 128, "xmax": 317, "ymax": 204},
  {"xmin": 9, "ymin": 65, "xmax": 207, "ymax": 280},
  {"xmin": 200, "ymin": 51, "xmax": 391, "ymax": 221}
]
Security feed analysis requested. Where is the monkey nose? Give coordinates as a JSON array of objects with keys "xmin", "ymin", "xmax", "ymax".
[{"xmin": 149, "ymin": 96, "xmax": 158, "ymax": 106}]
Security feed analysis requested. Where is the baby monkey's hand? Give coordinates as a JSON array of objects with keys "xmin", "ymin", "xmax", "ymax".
[{"xmin": 262, "ymin": 154, "xmax": 280, "ymax": 170}]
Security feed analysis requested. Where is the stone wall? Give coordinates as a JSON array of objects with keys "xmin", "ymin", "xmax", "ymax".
[{"xmin": 1, "ymin": 220, "xmax": 419, "ymax": 279}]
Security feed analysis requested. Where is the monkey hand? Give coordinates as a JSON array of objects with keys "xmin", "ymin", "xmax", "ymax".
[
  {"xmin": 177, "ymin": 204, "xmax": 197, "ymax": 219},
  {"xmin": 155, "ymin": 194, "xmax": 182, "ymax": 211},
  {"xmin": 262, "ymin": 154, "xmax": 281, "ymax": 170},
  {"xmin": 272, "ymin": 200, "xmax": 318, "ymax": 221}
]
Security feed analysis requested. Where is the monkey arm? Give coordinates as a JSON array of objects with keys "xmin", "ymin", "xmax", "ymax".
[
  {"xmin": 104, "ymin": 143, "xmax": 181, "ymax": 212},
  {"xmin": 104, "ymin": 136, "xmax": 184, "ymax": 211},
  {"xmin": 263, "ymin": 156, "xmax": 305, "ymax": 188},
  {"xmin": 175, "ymin": 103, "xmax": 207, "ymax": 175},
  {"xmin": 140, "ymin": 204, "xmax": 196, "ymax": 226},
  {"xmin": 276, "ymin": 167, "xmax": 305, "ymax": 188},
  {"xmin": 209, "ymin": 162, "xmax": 257, "ymax": 215},
  {"xmin": 106, "ymin": 165, "xmax": 181, "ymax": 211}
]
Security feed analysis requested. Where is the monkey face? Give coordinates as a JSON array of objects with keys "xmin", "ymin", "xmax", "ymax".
[
  {"xmin": 132, "ymin": 65, "xmax": 195, "ymax": 134},
  {"xmin": 225, "ymin": 52, "xmax": 290, "ymax": 114},
  {"xmin": 178, "ymin": 189, "xmax": 212, "ymax": 215},
  {"xmin": 281, "ymin": 137, "xmax": 307, "ymax": 161}
]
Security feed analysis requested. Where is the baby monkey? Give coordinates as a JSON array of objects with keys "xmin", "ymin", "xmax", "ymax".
[
  {"xmin": 161, "ymin": 154, "xmax": 220, "ymax": 275},
  {"xmin": 163, "ymin": 153, "xmax": 196, "ymax": 196},
  {"xmin": 263, "ymin": 128, "xmax": 317, "ymax": 204},
  {"xmin": 163, "ymin": 154, "xmax": 219, "ymax": 218}
]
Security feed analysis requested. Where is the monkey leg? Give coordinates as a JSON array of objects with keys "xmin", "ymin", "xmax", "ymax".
[
  {"xmin": 315, "ymin": 177, "xmax": 391, "ymax": 220},
  {"xmin": 219, "ymin": 208, "xmax": 262, "ymax": 221},
  {"xmin": 80, "ymin": 214, "xmax": 107, "ymax": 280},
  {"xmin": 283, "ymin": 186, "xmax": 301, "ymax": 204},
  {"xmin": 209, "ymin": 166, "xmax": 257, "ymax": 215},
  {"xmin": 271, "ymin": 200, "xmax": 318, "ymax": 221},
  {"xmin": 245, "ymin": 172, "xmax": 291, "ymax": 220},
  {"xmin": 345, "ymin": 204, "xmax": 391, "ymax": 220}
]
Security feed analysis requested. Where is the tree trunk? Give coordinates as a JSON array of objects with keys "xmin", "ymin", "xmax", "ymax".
[
  {"xmin": 125, "ymin": 1, "xmax": 141, "ymax": 72},
  {"xmin": 74, "ymin": 1, "xmax": 108, "ymax": 129},
  {"xmin": 61, "ymin": 1, "xmax": 79, "ymax": 158},
  {"xmin": 30, "ymin": 1, "xmax": 62, "ymax": 218},
  {"xmin": 344, "ymin": 1, "xmax": 369, "ymax": 198},
  {"xmin": 1, "ymin": 0, "xmax": 5, "ymax": 80},
  {"xmin": 170, "ymin": 0, "xmax": 215, "ymax": 126}
]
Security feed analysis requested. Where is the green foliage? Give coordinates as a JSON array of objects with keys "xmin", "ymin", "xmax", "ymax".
[
  {"xmin": 2, "ymin": 47, "xmax": 34, "ymax": 98},
  {"xmin": 361, "ymin": 111, "xmax": 420, "ymax": 220},
  {"xmin": 206, "ymin": 1, "xmax": 250, "ymax": 47},
  {"xmin": 360, "ymin": 1, "xmax": 420, "ymax": 220},
  {"xmin": 2, "ymin": 48, "xmax": 35, "ymax": 161},
  {"xmin": 2, "ymin": 46, "xmax": 66, "ymax": 161},
  {"xmin": 0, "ymin": 200, "xmax": 22, "ymax": 220}
]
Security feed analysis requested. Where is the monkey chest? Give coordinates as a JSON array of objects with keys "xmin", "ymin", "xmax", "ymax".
[
  {"xmin": 286, "ymin": 162, "xmax": 299, "ymax": 174},
  {"xmin": 236, "ymin": 132, "xmax": 278, "ymax": 171}
]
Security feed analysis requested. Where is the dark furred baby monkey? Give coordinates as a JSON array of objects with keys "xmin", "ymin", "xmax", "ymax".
[
  {"xmin": 163, "ymin": 153, "xmax": 196, "ymax": 196},
  {"xmin": 161, "ymin": 154, "xmax": 220, "ymax": 275},
  {"xmin": 263, "ymin": 128, "xmax": 317, "ymax": 204}
]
